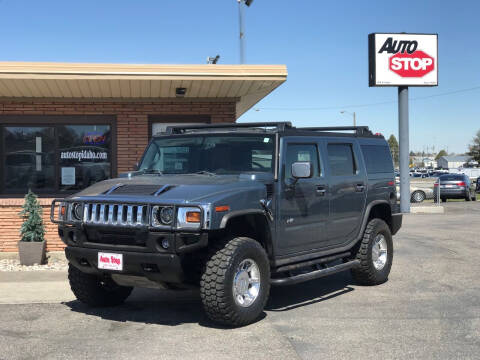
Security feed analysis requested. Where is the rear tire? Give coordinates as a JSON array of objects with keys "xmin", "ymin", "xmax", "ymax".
[
  {"xmin": 68, "ymin": 264, "xmax": 133, "ymax": 307},
  {"xmin": 351, "ymin": 219, "xmax": 393, "ymax": 286},
  {"xmin": 200, "ymin": 237, "xmax": 270, "ymax": 327},
  {"xmin": 411, "ymin": 191, "xmax": 426, "ymax": 203},
  {"xmin": 441, "ymin": 197, "xmax": 447, "ymax": 203},
  {"xmin": 466, "ymin": 190, "xmax": 471, "ymax": 201}
]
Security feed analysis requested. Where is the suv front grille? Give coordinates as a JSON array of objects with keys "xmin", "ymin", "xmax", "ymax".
[{"xmin": 83, "ymin": 203, "xmax": 148, "ymax": 227}]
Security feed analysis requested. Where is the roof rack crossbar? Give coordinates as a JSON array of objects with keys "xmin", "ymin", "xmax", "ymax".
[
  {"xmin": 297, "ymin": 126, "xmax": 372, "ymax": 135},
  {"xmin": 165, "ymin": 122, "xmax": 293, "ymax": 134}
]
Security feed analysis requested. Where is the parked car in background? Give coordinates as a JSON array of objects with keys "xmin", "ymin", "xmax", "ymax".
[
  {"xmin": 396, "ymin": 183, "xmax": 434, "ymax": 203},
  {"xmin": 434, "ymin": 174, "xmax": 477, "ymax": 202},
  {"xmin": 476, "ymin": 176, "xmax": 480, "ymax": 193}
]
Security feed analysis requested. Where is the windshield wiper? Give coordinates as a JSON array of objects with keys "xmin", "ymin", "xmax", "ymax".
[
  {"xmin": 140, "ymin": 169, "xmax": 163, "ymax": 175},
  {"xmin": 192, "ymin": 170, "xmax": 216, "ymax": 176}
]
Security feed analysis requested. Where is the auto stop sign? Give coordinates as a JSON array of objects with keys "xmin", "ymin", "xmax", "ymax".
[{"xmin": 369, "ymin": 33, "xmax": 438, "ymax": 86}]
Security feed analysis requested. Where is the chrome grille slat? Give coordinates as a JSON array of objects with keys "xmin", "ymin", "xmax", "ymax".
[
  {"xmin": 127, "ymin": 206, "xmax": 133, "ymax": 225},
  {"xmin": 83, "ymin": 203, "xmax": 148, "ymax": 227}
]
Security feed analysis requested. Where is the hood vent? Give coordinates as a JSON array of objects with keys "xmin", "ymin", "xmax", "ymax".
[
  {"xmin": 107, "ymin": 184, "xmax": 167, "ymax": 196},
  {"xmin": 153, "ymin": 184, "xmax": 176, "ymax": 196}
]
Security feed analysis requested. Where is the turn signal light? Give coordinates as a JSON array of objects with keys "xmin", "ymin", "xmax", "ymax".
[
  {"xmin": 60, "ymin": 206, "xmax": 66, "ymax": 216},
  {"xmin": 186, "ymin": 211, "xmax": 201, "ymax": 223},
  {"xmin": 215, "ymin": 205, "xmax": 230, "ymax": 212}
]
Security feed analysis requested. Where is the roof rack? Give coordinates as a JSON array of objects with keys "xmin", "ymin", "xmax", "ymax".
[
  {"xmin": 296, "ymin": 126, "xmax": 373, "ymax": 136},
  {"xmin": 165, "ymin": 122, "xmax": 292, "ymax": 135}
]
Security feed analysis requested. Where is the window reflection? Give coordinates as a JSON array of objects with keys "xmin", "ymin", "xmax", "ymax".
[
  {"xmin": 4, "ymin": 127, "xmax": 55, "ymax": 192},
  {"xmin": 58, "ymin": 125, "xmax": 111, "ymax": 191}
]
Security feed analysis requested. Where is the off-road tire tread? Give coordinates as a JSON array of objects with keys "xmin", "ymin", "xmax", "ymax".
[
  {"xmin": 68, "ymin": 264, "xmax": 133, "ymax": 307},
  {"xmin": 351, "ymin": 219, "xmax": 392, "ymax": 286},
  {"xmin": 200, "ymin": 237, "xmax": 270, "ymax": 327}
]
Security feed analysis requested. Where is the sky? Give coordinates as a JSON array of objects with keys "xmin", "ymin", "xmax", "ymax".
[{"xmin": 1, "ymin": 0, "xmax": 479, "ymax": 154}]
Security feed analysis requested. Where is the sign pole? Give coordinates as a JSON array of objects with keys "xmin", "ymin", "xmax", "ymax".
[{"xmin": 398, "ymin": 85, "xmax": 410, "ymax": 213}]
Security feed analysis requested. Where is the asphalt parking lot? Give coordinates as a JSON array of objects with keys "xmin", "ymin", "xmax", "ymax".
[{"xmin": 1, "ymin": 201, "xmax": 479, "ymax": 360}]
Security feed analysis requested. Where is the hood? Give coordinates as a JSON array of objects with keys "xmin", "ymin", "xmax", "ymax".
[{"xmin": 69, "ymin": 173, "xmax": 274, "ymax": 205}]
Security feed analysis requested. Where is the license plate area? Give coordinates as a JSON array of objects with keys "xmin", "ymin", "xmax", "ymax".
[{"xmin": 98, "ymin": 252, "xmax": 123, "ymax": 271}]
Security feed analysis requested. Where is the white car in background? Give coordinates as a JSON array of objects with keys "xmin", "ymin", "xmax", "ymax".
[{"xmin": 396, "ymin": 183, "xmax": 434, "ymax": 203}]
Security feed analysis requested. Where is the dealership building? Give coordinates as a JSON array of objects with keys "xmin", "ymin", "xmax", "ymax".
[{"xmin": 0, "ymin": 61, "xmax": 287, "ymax": 252}]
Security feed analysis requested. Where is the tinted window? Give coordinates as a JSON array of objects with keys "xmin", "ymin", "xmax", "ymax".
[
  {"xmin": 1, "ymin": 121, "xmax": 113, "ymax": 194},
  {"xmin": 439, "ymin": 174, "xmax": 464, "ymax": 181},
  {"xmin": 284, "ymin": 144, "xmax": 320, "ymax": 179},
  {"xmin": 4, "ymin": 127, "xmax": 55, "ymax": 192},
  {"xmin": 327, "ymin": 144, "xmax": 356, "ymax": 176},
  {"xmin": 361, "ymin": 145, "xmax": 394, "ymax": 174},
  {"xmin": 140, "ymin": 135, "xmax": 275, "ymax": 174},
  {"xmin": 58, "ymin": 125, "xmax": 111, "ymax": 192}
]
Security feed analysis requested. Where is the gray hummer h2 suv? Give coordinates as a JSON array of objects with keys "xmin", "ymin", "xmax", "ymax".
[{"xmin": 52, "ymin": 122, "xmax": 402, "ymax": 326}]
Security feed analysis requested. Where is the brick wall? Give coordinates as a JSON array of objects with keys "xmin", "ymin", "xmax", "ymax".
[
  {"xmin": 0, "ymin": 198, "xmax": 61, "ymax": 252},
  {"xmin": 0, "ymin": 99, "xmax": 236, "ymax": 252}
]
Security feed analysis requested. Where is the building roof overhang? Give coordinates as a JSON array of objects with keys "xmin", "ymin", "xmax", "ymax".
[{"xmin": 0, "ymin": 62, "xmax": 287, "ymax": 118}]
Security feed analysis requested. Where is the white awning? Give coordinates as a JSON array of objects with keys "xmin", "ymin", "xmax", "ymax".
[{"xmin": 0, "ymin": 62, "xmax": 287, "ymax": 117}]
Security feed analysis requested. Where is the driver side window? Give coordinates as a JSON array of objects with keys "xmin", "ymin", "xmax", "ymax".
[{"xmin": 284, "ymin": 144, "xmax": 320, "ymax": 179}]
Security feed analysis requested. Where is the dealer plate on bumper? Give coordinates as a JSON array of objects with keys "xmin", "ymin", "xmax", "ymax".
[{"xmin": 98, "ymin": 252, "xmax": 123, "ymax": 271}]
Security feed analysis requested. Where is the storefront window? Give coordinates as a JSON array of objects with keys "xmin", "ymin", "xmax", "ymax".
[
  {"xmin": 4, "ymin": 127, "xmax": 55, "ymax": 192},
  {"xmin": 1, "ymin": 117, "xmax": 114, "ymax": 195},
  {"xmin": 58, "ymin": 125, "xmax": 111, "ymax": 192}
]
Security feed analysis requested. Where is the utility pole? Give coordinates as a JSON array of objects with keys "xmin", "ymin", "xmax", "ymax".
[
  {"xmin": 237, "ymin": 0, "xmax": 253, "ymax": 64},
  {"xmin": 340, "ymin": 110, "xmax": 356, "ymax": 127},
  {"xmin": 398, "ymin": 86, "xmax": 410, "ymax": 213}
]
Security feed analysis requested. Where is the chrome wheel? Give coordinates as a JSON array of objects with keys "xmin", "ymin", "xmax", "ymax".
[
  {"xmin": 412, "ymin": 191, "xmax": 425, "ymax": 203},
  {"xmin": 372, "ymin": 234, "xmax": 388, "ymax": 270},
  {"xmin": 232, "ymin": 258, "xmax": 261, "ymax": 307}
]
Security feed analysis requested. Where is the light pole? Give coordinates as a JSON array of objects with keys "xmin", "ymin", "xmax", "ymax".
[
  {"xmin": 340, "ymin": 110, "xmax": 356, "ymax": 127},
  {"xmin": 237, "ymin": 0, "xmax": 253, "ymax": 64}
]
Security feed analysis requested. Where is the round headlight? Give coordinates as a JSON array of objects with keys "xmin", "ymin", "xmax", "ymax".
[
  {"xmin": 72, "ymin": 203, "xmax": 83, "ymax": 221},
  {"xmin": 159, "ymin": 207, "xmax": 174, "ymax": 225}
]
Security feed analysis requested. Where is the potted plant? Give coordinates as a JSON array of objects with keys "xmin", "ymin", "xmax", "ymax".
[{"xmin": 18, "ymin": 190, "xmax": 46, "ymax": 266}]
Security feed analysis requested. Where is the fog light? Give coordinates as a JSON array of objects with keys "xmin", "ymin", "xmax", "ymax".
[{"xmin": 161, "ymin": 238, "xmax": 170, "ymax": 249}]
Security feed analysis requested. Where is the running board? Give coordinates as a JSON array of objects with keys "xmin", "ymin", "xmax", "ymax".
[{"xmin": 270, "ymin": 259, "xmax": 360, "ymax": 287}]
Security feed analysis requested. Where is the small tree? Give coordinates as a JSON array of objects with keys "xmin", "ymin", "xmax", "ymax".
[
  {"xmin": 467, "ymin": 129, "xmax": 480, "ymax": 163},
  {"xmin": 19, "ymin": 190, "xmax": 45, "ymax": 242},
  {"xmin": 387, "ymin": 134, "xmax": 399, "ymax": 166},
  {"xmin": 435, "ymin": 149, "xmax": 447, "ymax": 160}
]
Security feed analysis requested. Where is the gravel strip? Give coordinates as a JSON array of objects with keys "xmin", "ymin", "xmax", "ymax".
[{"xmin": 0, "ymin": 257, "xmax": 68, "ymax": 272}]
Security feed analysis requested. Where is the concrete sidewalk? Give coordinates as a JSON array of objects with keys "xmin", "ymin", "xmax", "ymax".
[{"xmin": 0, "ymin": 271, "xmax": 74, "ymax": 304}]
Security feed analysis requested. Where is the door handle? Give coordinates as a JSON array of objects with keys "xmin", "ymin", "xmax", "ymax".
[
  {"xmin": 355, "ymin": 183, "xmax": 365, "ymax": 192},
  {"xmin": 316, "ymin": 185, "xmax": 326, "ymax": 196}
]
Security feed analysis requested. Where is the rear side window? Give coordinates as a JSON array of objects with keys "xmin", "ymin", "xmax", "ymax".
[
  {"xmin": 361, "ymin": 145, "xmax": 394, "ymax": 174},
  {"xmin": 440, "ymin": 174, "xmax": 464, "ymax": 181},
  {"xmin": 327, "ymin": 144, "xmax": 356, "ymax": 176}
]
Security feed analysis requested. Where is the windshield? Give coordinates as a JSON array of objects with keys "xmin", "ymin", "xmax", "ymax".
[{"xmin": 139, "ymin": 134, "xmax": 275, "ymax": 175}]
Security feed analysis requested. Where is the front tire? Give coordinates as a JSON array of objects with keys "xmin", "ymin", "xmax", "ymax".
[
  {"xmin": 68, "ymin": 264, "xmax": 133, "ymax": 307},
  {"xmin": 200, "ymin": 237, "xmax": 270, "ymax": 327},
  {"xmin": 351, "ymin": 219, "xmax": 393, "ymax": 286}
]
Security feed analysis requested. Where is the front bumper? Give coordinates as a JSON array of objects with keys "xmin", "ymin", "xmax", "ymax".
[{"xmin": 66, "ymin": 246, "xmax": 185, "ymax": 284}]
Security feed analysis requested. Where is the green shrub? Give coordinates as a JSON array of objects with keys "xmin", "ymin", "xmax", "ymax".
[{"xmin": 19, "ymin": 190, "xmax": 45, "ymax": 242}]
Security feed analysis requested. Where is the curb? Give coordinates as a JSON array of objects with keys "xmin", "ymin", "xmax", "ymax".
[
  {"xmin": 410, "ymin": 206, "xmax": 445, "ymax": 214},
  {"xmin": 0, "ymin": 250, "xmax": 66, "ymax": 261}
]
